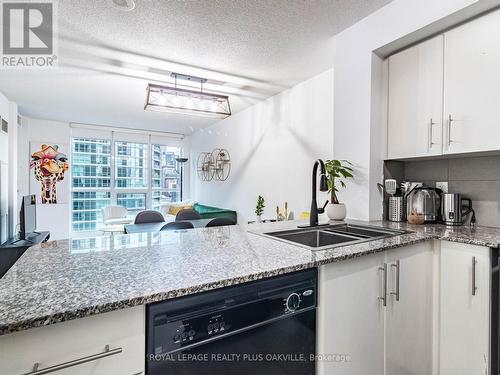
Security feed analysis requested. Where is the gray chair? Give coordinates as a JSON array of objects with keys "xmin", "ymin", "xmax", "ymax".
[
  {"xmin": 160, "ymin": 221, "xmax": 194, "ymax": 231},
  {"xmin": 175, "ymin": 208, "xmax": 201, "ymax": 221},
  {"xmin": 206, "ymin": 217, "xmax": 236, "ymax": 227},
  {"xmin": 134, "ymin": 210, "xmax": 165, "ymax": 224}
]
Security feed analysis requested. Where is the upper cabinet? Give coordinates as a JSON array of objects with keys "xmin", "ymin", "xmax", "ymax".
[
  {"xmin": 443, "ymin": 9, "xmax": 500, "ymax": 154},
  {"xmin": 388, "ymin": 36, "xmax": 444, "ymax": 159},
  {"xmin": 386, "ymin": 9, "xmax": 500, "ymax": 159}
]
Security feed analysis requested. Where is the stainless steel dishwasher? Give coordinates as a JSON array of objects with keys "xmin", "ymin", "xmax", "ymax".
[{"xmin": 146, "ymin": 269, "xmax": 317, "ymax": 374}]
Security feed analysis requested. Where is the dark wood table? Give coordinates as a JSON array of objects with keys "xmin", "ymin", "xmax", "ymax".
[{"xmin": 124, "ymin": 219, "xmax": 214, "ymax": 234}]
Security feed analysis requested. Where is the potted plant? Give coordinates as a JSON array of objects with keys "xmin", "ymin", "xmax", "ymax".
[
  {"xmin": 255, "ymin": 195, "xmax": 265, "ymax": 222},
  {"xmin": 324, "ymin": 159, "xmax": 354, "ymax": 221}
]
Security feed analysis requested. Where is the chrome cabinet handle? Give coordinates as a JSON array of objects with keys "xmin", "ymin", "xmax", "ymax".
[
  {"xmin": 390, "ymin": 260, "xmax": 400, "ymax": 301},
  {"xmin": 448, "ymin": 114, "xmax": 454, "ymax": 146},
  {"xmin": 472, "ymin": 256, "xmax": 477, "ymax": 296},
  {"xmin": 428, "ymin": 118, "xmax": 438, "ymax": 149},
  {"xmin": 22, "ymin": 345, "xmax": 122, "ymax": 375},
  {"xmin": 378, "ymin": 263, "xmax": 388, "ymax": 307}
]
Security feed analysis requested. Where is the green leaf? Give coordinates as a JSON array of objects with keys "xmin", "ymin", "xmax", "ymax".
[
  {"xmin": 340, "ymin": 170, "xmax": 353, "ymax": 178},
  {"xmin": 323, "ymin": 159, "xmax": 354, "ymax": 193}
]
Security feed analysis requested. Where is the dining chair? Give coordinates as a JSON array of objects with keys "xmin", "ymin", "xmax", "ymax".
[
  {"xmin": 175, "ymin": 209, "xmax": 201, "ymax": 221},
  {"xmin": 160, "ymin": 221, "xmax": 195, "ymax": 231},
  {"xmin": 206, "ymin": 217, "xmax": 236, "ymax": 227},
  {"xmin": 101, "ymin": 205, "xmax": 132, "ymax": 235},
  {"xmin": 102, "ymin": 205, "xmax": 131, "ymax": 225},
  {"xmin": 134, "ymin": 210, "xmax": 165, "ymax": 224}
]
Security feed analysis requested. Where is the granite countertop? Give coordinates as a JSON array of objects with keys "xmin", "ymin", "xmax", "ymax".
[{"xmin": 1, "ymin": 220, "xmax": 499, "ymax": 336}]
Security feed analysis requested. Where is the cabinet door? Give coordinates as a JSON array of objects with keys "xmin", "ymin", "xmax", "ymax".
[
  {"xmin": 444, "ymin": 9, "xmax": 500, "ymax": 154},
  {"xmin": 385, "ymin": 241, "xmax": 434, "ymax": 375},
  {"xmin": 439, "ymin": 241, "xmax": 490, "ymax": 375},
  {"xmin": 317, "ymin": 252, "xmax": 386, "ymax": 375},
  {"xmin": 0, "ymin": 306, "xmax": 145, "ymax": 375},
  {"xmin": 387, "ymin": 35, "xmax": 443, "ymax": 159}
]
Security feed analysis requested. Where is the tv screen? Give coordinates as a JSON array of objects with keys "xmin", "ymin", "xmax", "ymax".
[{"xmin": 20, "ymin": 195, "xmax": 36, "ymax": 240}]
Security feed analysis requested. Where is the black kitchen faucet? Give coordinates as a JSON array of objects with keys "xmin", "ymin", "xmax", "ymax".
[{"xmin": 300, "ymin": 159, "xmax": 329, "ymax": 227}]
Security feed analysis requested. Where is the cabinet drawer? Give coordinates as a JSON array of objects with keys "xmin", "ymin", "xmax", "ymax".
[{"xmin": 0, "ymin": 306, "xmax": 145, "ymax": 375}]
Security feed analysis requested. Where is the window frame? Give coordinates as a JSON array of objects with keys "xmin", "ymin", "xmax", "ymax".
[
  {"xmin": 150, "ymin": 144, "xmax": 182, "ymax": 211},
  {"xmin": 71, "ymin": 138, "xmax": 112, "ymax": 231},
  {"xmin": 71, "ymin": 133, "xmax": 183, "ymax": 233}
]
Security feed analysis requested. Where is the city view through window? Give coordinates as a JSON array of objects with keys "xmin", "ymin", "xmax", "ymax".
[{"xmin": 72, "ymin": 138, "xmax": 182, "ymax": 231}]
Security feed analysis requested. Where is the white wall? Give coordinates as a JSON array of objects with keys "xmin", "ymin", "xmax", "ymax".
[
  {"xmin": 0, "ymin": 92, "xmax": 10, "ymax": 162},
  {"xmin": 333, "ymin": 0, "xmax": 500, "ymax": 221},
  {"xmin": 189, "ymin": 69, "xmax": 334, "ymax": 224},
  {"xmin": 8, "ymin": 101, "xmax": 18, "ymax": 238},
  {"xmin": 18, "ymin": 117, "xmax": 72, "ymax": 240},
  {"xmin": 0, "ymin": 91, "xmax": 18, "ymax": 240}
]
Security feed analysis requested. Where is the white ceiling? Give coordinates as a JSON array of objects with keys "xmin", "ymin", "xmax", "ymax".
[{"xmin": 0, "ymin": 0, "xmax": 392, "ymax": 135}]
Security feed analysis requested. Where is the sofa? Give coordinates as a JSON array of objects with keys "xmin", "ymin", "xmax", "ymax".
[
  {"xmin": 192, "ymin": 203, "xmax": 237, "ymax": 224},
  {"xmin": 160, "ymin": 201, "xmax": 237, "ymax": 224}
]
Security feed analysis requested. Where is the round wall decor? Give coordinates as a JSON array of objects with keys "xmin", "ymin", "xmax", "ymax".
[
  {"xmin": 197, "ymin": 152, "xmax": 215, "ymax": 181},
  {"xmin": 197, "ymin": 149, "xmax": 231, "ymax": 181}
]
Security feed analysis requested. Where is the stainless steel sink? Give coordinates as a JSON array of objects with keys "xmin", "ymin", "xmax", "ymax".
[
  {"xmin": 263, "ymin": 224, "xmax": 407, "ymax": 250},
  {"xmin": 323, "ymin": 224, "xmax": 403, "ymax": 238}
]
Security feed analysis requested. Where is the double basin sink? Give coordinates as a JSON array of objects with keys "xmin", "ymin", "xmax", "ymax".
[{"xmin": 263, "ymin": 224, "xmax": 407, "ymax": 250}]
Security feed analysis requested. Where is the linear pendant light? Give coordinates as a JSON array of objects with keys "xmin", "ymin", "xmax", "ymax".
[{"xmin": 144, "ymin": 73, "xmax": 231, "ymax": 119}]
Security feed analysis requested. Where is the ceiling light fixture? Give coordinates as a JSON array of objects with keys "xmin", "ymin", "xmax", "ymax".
[{"xmin": 144, "ymin": 73, "xmax": 231, "ymax": 119}]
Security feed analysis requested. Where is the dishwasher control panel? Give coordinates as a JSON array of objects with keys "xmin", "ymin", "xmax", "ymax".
[
  {"xmin": 207, "ymin": 315, "xmax": 226, "ymax": 335},
  {"xmin": 147, "ymin": 269, "xmax": 317, "ymax": 355},
  {"xmin": 164, "ymin": 313, "xmax": 229, "ymax": 349}
]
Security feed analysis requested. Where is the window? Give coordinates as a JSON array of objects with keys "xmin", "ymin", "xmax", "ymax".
[
  {"xmin": 71, "ymin": 136, "xmax": 183, "ymax": 232},
  {"xmin": 115, "ymin": 142, "xmax": 148, "ymax": 188},
  {"xmin": 117, "ymin": 193, "xmax": 146, "ymax": 212},
  {"xmin": 72, "ymin": 139, "xmax": 112, "ymax": 231},
  {"xmin": 72, "ymin": 138, "xmax": 111, "ymax": 188},
  {"xmin": 72, "ymin": 191, "xmax": 111, "ymax": 231},
  {"xmin": 151, "ymin": 145, "xmax": 181, "ymax": 210}
]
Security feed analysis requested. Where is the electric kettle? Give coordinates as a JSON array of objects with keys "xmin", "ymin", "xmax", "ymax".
[
  {"xmin": 440, "ymin": 193, "xmax": 473, "ymax": 226},
  {"xmin": 406, "ymin": 187, "xmax": 442, "ymax": 224}
]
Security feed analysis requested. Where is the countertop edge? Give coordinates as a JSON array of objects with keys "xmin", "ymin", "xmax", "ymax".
[
  {"xmin": 437, "ymin": 234, "xmax": 500, "ymax": 248},
  {"xmin": 0, "ymin": 233, "xmax": 446, "ymax": 336},
  {"xmin": 0, "ymin": 263, "xmax": 318, "ymax": 336}
]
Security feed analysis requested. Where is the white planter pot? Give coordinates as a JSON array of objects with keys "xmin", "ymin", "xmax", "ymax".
[
  {"xmin": 256, "ymin": 215, "xmax": 262, "ymax": 223},
  {"xmin": 326, "ymin": 203, "xmax": 346, "ymax": 221}
]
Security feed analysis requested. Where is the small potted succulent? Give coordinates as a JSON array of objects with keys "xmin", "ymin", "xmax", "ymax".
[
  {"xmin": 255, "ymin": 195, "xmax": 265, "ymax": 222},
  {"xmin": 325, "ymin": 159, "xmax": 354, "ymax": 221}
]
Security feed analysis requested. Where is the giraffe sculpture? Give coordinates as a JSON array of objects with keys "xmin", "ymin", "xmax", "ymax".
[{"xmin": 30, "ymin": 144, "xmax": 69, "ymax": 204}]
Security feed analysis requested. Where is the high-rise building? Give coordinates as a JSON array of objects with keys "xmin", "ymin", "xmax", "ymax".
[{"xmin": 72, "ymin": 139, "xmax": 182, "ymax": 231}]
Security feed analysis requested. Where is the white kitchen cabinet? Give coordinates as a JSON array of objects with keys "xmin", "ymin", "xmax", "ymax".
[
  {"xmin": 387, "ymin": 35, "xmax": 444, "ymax": 159},
  {"xmin": 317, "ymin": 251, "xmax": 386, "ymax": 375},
  {"xmin": 386, "ymin": 9, "xmax": 500, "ymax": 158},
  {"xmin": 0, "ymin": 306, "xmax": 145, "ymax": 375},
  {"xmin": 385, "ymin": 241, "xmax": 434, "ymax": 375},
  {"xmin": 318, "ymin": 242, "xmax": 435, "ymax": 375},
  {"xmin": 443, "ymin": 9, "xmax": 500, "ymax": 154},
  {"xmin": 439, "ymin": 241, "xmax": 490, "ymax": 375}
]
